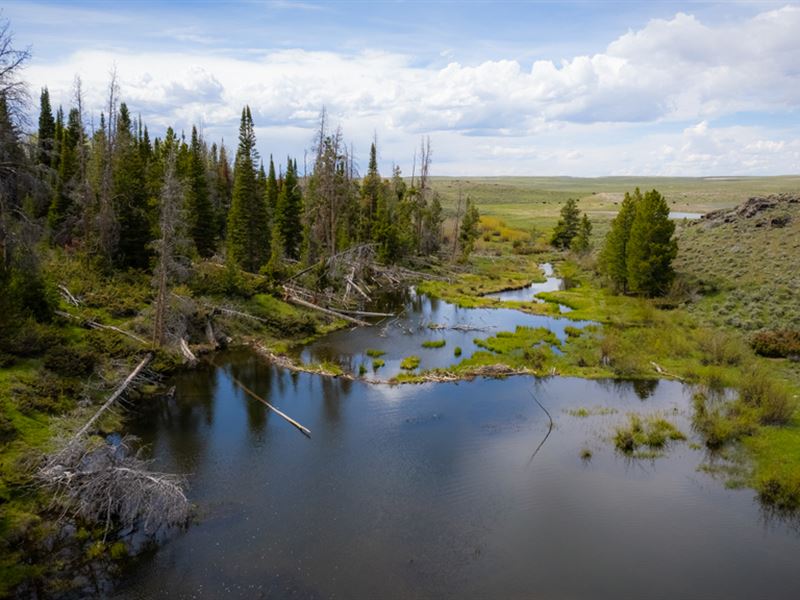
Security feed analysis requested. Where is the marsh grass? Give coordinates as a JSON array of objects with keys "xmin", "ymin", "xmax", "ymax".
[
  {"xmin": 421, "ymin": 340, "xmax": 446, "ymax": 349},
  {"xmin": 400, "ymin": 356, "xmax": 421, "ymax": 370},
  {"xmin": 613, "ymin": 414, "xmax": 686, "ymax": 455},
  {"xmin": 365, "ymin": 348, "xmax": 386, "ymax": 358}
]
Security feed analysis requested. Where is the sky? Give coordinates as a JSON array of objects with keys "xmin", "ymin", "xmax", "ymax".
[{"xmin": 3, "ymin": 0, "xmax": 800, "ymax": 176}]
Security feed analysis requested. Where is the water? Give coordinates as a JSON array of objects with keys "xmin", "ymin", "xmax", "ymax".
[
  {"xmin": 115, "ymin": 354, "xmax": 800, "ymax": 599},
  {"xmin": 300, "ymin": 282, "xmax": 590, "ymax": 380},
  {"xmin": 670, "ymin": 211, "xmax": 704, "ymax": 220},
  {"xmin": 485, "ymin": 262, "xmax": 569, "ymax": 306},
  {"xmin": 113, "ymin": 276, "xmax": 800, "ymax": 599}
]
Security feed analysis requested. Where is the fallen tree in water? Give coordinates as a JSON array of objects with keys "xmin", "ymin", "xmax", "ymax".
[{"xmin": 37, "ymin": 353, "xmax": 190, "ymax": 536}]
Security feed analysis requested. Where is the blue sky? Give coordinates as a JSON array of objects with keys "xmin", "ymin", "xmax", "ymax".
[{"xmin": 4, "ymin": 1, "xmax": 800, "ymax": 175}]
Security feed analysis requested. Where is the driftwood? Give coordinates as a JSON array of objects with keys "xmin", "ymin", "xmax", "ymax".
[
  {"xmin": 221, "ymin": 365, "xmax": 311, "ymax": 437},
  {"xmin": 55, "ymin": 310, "xmax": 148, "ymax": 346}
]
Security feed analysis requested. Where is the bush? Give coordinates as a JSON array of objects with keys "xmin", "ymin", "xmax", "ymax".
[
  {"xmin": 43, "ymin": 344, "xmax": 97, "ymax": 376},
  {"xmin": 739, "ymin": 367, "xmax": 795, "ymax": 425},
  {"xmin": 697, "ymin": 329, "xmax": 748, "ymax": 366},
  {"xmin": 750, "ymin": 329, "xmax": 800, "ymax": 358}
]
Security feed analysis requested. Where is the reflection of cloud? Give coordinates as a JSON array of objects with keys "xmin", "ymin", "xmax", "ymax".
[{"xmin": 22, "ymin": 5, "xmax": 800, "ymax": 175}]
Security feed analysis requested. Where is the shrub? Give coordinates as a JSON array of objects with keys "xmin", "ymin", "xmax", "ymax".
[
  {"xmin": 366, "ymin": 348, "xmax": 386, "ymax": 358},
  {"xmin": 372, "ymin": 359, "xmax": 385, "ymax": 370},
  {"xmin": 739, "ymin": 367, "xmax": 795, "ymax": 425},
  {"xmin": 43, "ymin": 344, "xmax": 97, "ymax": 376},
  {"xmin": 698, "ymin": 329, "xmax": 747, "ymax": 366},
  {"xmin": 453, "ymin": 346, "xmax": 462, "ymax": 357},
  {"xmin": 750, "ymin": 329, "xmax": 800, "ymax": 358}
]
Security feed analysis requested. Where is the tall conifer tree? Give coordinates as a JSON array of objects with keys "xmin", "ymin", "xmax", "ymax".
[
  {"xmin": 186, "ymin": 126, "xmax": 215, "ymax": 257},
  {"xmin": 37, "ymin": 87, "xmax": 55, "ymax": 167},
  {"xmin": 600, "ymin": 189, "xmax": 640, "ymax": 292},
  {"xmin": 227, "ymin": 106, "xmax": 270, "ymax": 271},
  {"xmin": 626, "ymin": 189, "xmax": 677, "ymax": 296}
]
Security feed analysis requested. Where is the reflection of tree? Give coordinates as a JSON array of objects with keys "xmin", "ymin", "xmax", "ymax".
[
  {"xmin": 147, "ymin": 363, "xmax": 219, "ymax": 472},
  {"xmin": 319, "ymin": 375, "xmax": 353, "ymax": 424},
  {"xmin": 228, "ymin": 351, "xmax": 273, "ymax": 437},
  {"xmin": 598, "ymin": 378, "xmax": 660, "ymax": 401},
  {"xmin": 632, "ymin": 379, "xmax": 659, "ymax": 400}
]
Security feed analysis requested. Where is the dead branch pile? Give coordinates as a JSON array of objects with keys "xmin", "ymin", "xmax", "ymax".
[
  {"xmin": 280, "ymin": 244, "xmax": 451, "ymax": 324},
  {"xmin": 38, "ymin": 436, "xmax": 189, "ymax": 535},
  {"xmin": 37, "ymin": 353, "xmax": 189, "ymax": 536}
]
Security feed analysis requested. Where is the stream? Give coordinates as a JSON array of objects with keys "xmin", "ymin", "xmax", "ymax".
[{"xmin": 114, "ymin": 266, "xmax": 800, "ymax": 599}]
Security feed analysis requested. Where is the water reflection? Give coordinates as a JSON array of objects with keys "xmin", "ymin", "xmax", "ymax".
[{"xmin": 118, "ymin": 365, "xmax": 800, "ymax": 600}]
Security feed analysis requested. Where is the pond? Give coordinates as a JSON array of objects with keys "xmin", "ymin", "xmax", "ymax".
[
  {"xmin": 113, "ymin": 278, "xmax": 800, "ymax": 599},
  {"xmin": 299, "ymin": 279, "xmax": 589, "ymax": 380}
]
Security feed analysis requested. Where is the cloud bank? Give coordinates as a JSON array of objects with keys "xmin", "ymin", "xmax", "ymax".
[{"xmin": 23, "ymin": 5, "xmax": 800, "ymax": 176}]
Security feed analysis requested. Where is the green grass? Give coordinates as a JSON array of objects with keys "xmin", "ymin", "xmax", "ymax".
[
  {"xmin": 422, "ymin": 339, "xmax": 446, "ymax": 349},
  {"xmin": 613, "ymin": 414, "xmax": 687, "ymax": 456},
  {"xmin": 366, "ymin": 348, "xmax": 386, "ymax": 358},
  {"xmin": 400, "ymin": 355, "xmax": 421, "ymax": 370},
  {"xmin": 566, "ymin": 406, "xmax": 618, "ymax": 417},
  {"xmin": 372, "ymin": 359, "xmax": 385, "ymax": 370}
]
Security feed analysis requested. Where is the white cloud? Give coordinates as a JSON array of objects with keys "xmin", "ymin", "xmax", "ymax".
[{"xmin": 21, "ymin": 5, "xmax": 800, "ymax": 175}]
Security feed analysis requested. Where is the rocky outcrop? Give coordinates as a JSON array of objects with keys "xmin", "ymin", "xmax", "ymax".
[{"xmin": 701, "ymin": 193, "xmax": 798, "ymax": 227}]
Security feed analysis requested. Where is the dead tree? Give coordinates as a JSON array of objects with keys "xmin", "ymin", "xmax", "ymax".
[{"xmin": 151, "ymin": 148, "xmax": 188, "ymax": 347}]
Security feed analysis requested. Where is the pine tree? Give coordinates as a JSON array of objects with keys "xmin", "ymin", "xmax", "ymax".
[
  {"xmin": 625, "ymin": 189, "xmax": 677, "ymax": 296},
  {"xmin": 572, "ymin": 213, "xmax": 593, "ymax": 254},
  {"xmin": 551, "ymin": 197, "xmax": 581, "ymax": 249},
  {"xmin": 48, "ymin": 108, "xmax": 82, "ymax": 239},
  {"xmin": 599, "ymin": 189, "xmax": 640, "ymax": 292},
  {"xmin": 215, "ymin": 142, "xmax": 232, "ymax": 238},
  {"xmin": 112, "ymin": 103, "xmax": 152, "ymax": 269},
  {"xmin": 37, "ymin": 87, "xmax": 55, "ymax": 167},
  {"xmin": 275, "ymin": 157, "xmax": 303, "ymax": 260},
  {"xmin": 360, "ymin": 141, "xmax": 381, "ymax": 241},
  {"xmin": 227, "ymin": 106, "xmax": 270, "ymax": 272},
  {"xmin": 265, "ymin": 155, "xmax": 278, "ymax": 215},
  {"xmin": 186, "ymin": 126, "xmax": 216, "ymax": 257},
  {"xmin": 458, "ymin": 197, "xmax": 480, "ymax": 262}
]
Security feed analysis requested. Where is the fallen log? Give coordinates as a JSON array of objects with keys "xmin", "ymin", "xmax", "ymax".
[
  {"xmin": 70, "ymin": 353, "xmax": 153, "ymax": 444},
  {"xmin": 221, "ymin": 366, "xmax": 311, "ymax": 437},
  {"xmin": 282, "ymin": 287, "xmax": 370, "ymax": 326},
  {"xmin": 179, "ymin": 338, "xmax": 198, "ymax": 365},
  {"xmin": 55, "ymin": 310, "xmax": 148, "ymax": 346},
  {"xmin": 338, "ymin": 309, "xmax": 395, "ymax": 318},
  {"xmin": 58, "ymin": 284, "xmax": 81, "ymax": 306}
]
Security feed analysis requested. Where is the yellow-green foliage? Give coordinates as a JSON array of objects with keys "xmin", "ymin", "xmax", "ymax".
[
  {"xmin": 422, "ymin": 339, "xmax": 446, "ymax": 349},
  {"xmin": 366, "ymin": 348, "xmax": 386, "ymax": 358},
  {"xmin": 400, "ymin": 356, "xmax": 421, "ymax": 370}
]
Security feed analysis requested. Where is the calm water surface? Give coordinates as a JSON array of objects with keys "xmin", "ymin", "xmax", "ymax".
[{"xmin": 114, "ymin": 285, "xmax": 800, "ymax": 599}]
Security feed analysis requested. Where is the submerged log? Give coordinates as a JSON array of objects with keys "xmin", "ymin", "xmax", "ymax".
[{"xmin": 222, "ymin": 366, "xmax": 312, "ymax": 437}]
